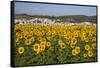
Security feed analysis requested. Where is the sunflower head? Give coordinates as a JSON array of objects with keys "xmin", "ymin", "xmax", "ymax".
[
  {"xmin": 25, "ymin": 39, "xmax": 32, "ymax": 45},
  {"xmin": 91, "ymin": 43, "xmax": 96, "ymax": 49},
  {"xmin": 40, "ymin": 42, "xmax": 46, "ymax": 52},
  {"xmin": 30, "ymin": 37, "xmax": 35, "ymax": 43},
  {"xmin": 71, "ymin": 38, "xmax": 77, "ymax": 45},
  {"xmin": 58, "ymin": 40, "xmax": 63, "ymax": 45},
  {"xmin": 87, "ymin": 51, "xmax": 93, "ymax": 57},
  {"xmin": 75, "ymin": 46, "xmax": 80, "ymax": 54},
  {"xmin": 60, "ymin": 43, "xmax": 66, "ymax": 49},
  {"xmin": 85, "ymin": 44, "xmax": 90, "ymax": 51},
  {"xmin": 39, "ymin": 37, "xmax": 46, "ymax": 42},
  {"xmin": 15, "ymin": 38, "xmax": 19, "ymax": 43},
  {"xmin": 46, "ymin": 41, "xmax": 51, "ymax": 48},
  {"xmin": 83, "ymin": 53, "xmax": 87, "ymax": 58},
  {"xmin": 33, "ymin": 43, "xmax": 41, "ymax": 54},
  {"xmin": 70, "ymin": 43, "xmax": 75, "ymax": 48},
  {"xmin": 72, "ymin": 49, "xmax": 77, "ymax": 56},
  {"xmin": 18, "ymin": 47, "xmax": 25, "ymax": 55}
]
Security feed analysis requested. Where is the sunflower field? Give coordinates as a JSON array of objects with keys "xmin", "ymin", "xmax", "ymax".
[{"xmin": 14, "ymin": 24, "xmax": 97, "ymax": 66}]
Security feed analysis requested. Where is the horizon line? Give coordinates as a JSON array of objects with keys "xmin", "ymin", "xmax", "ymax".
[{"xmin": 15, "ymin": 13, "xmax": 97, "ymax": 17}]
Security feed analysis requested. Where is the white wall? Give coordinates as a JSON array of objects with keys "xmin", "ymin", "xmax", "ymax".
[{"xmin": 0, "ymin": 0, "xmax": 99, "ymax": 68}]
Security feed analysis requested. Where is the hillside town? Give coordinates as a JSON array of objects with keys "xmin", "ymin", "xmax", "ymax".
[{"xmin": 15, "ymin": 17, "xmax": 96, "ymax": 26}]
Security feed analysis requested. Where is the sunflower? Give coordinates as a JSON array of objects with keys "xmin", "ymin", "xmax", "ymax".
[
  {"xmin": 46, "ymin": 41, "xmax": 51, "ymax": 48},
  {"xmin": 15, "ymin": 38, "xmax": 19, "ymax": 43},
  {"xmin": 74, "ymin": 31, "xmax": 79, "ymax": 37},
  {"xmin": 39, "ymin": 37, "xmax": 46, "ymax": 42},
  {"xmin": 81, "ymin": 35, "xmax": 86, "ymax": 41},
  {"xmin": 64, "ymin": 34, "xmax": 71, "ymax": 40},
  {"xmin": 40, "ymin": 41, "xmax": 46, "ymax": 46},
  {"xmin": 52, "ymin": 30, "xmax": 56, "ymax": 36},
  {"xmin": 30, "ymin": 37, "xmax": 35, "ymax": 43},
  {"xmin": 37, "ymin": 31, "xmax": 42, "ymax": 36},
  {"xmin": 84, "ymin": 37, "xmax": 89, "ymax": 42},
  {"xmin": 83, "ymin": 53, "xmax": 87, "ymax": 58},
  {"xmin": 91, "ymin": 43, "xmax": 96, "ymax": 49},
  {"xmin": 60, "ymin": 43, "xmax": 66, "ymax": 49},
  {"xmin": 18, "ymin": 47, "xmax": 25, "ymax": 55},
  {"xmin": 25, "ymin": 39, "xmax": 31, "ymax": 45},
  {"xmin": 75, "ymin": 46, "xmax": 80, "ymax": 54},
  {"xmin": 40, "ymin": 42, "xmax": 46, "ymax": 51},
  {"xmin": 23, "ymin": 34, "xmax": 28, "ymax": 39},
  {"xmin": 66, "ymin": 40, "xmax": 70, "ymax": 45},
  {"xmin": 81, "ymin": 32, "xmax": 86, "ymax": 38},
  {"xmin": 18, "ymin": 34, "xmax": 23, "ymax": 39},
  {"xmin": 46, "ymin": 30, "xmax": 52, "ymax": 36},
  {"xmin": 71, "ymin": 38, "xmax": 77, "ymax": 45},
  {"xmin": 70, "ymin": 43, "xmax": 75, "ymax": 48},
  {"xmin": 71, "ymin": 34, "xmax": 75, "ymax": 39},
  {"xmin": 58, "ymin": 40, "xmax": 63, "ymax": 45},
  {"xmin": 92, "ymin": 37, "xmax": 96, "ymax": 42},
  {"xmin": 87, "ymin": 51, "xmax": 93, "ymax": 57},
  {"xmin": 40, "ymin": 45, "xmax": 45, "ymax": 52},
  {"xmin": 63, "ymin": 30, "xmax": 66, "ymax": 35},
  {"xmin": 33, "ymin": 43, "xmax": 41, "ymax": 54},
  {"xmin": 84, "ymin": 44, "xmax": 90, "ymax": 51},
  {"xmin": 72, "ymin": 49, "xmax": 77, "ymax": 56}
]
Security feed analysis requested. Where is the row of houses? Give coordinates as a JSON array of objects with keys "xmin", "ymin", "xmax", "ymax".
[
  {"xmin": 15, "ymin": 18, "xmax": 96, "ymax": 26},
  {"xmin": 15, "ymin": 18, "xmax": 55, "ymax": 24}
]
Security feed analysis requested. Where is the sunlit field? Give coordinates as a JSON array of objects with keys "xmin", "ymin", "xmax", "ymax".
[{"xmin": 14, "ymin": 24, "xmax": 97, "ymax": 66}]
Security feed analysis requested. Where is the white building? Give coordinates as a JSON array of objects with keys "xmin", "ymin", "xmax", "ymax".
[{"xmin": 15, "ymin": 18, "xmax": 96, "ymax": 26}]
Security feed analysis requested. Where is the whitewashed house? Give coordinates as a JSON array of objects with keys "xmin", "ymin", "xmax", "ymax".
[
  {"xmin": 15, "ymin": 19, "xmax": 27, "ymax": 24},
  {"xmin": 15, "ymin": 17, "xmax": 96, "ymax": 26}
]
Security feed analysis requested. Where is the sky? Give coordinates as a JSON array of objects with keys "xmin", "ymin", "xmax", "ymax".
[{"xmin": 15, "ymin": 2, "xmax": 97, "ymax": 16}]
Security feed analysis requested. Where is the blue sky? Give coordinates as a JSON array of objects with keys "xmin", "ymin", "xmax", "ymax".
[{"xmin": 15, "ymin": 2, "xmax": 96, "ymax": 16}]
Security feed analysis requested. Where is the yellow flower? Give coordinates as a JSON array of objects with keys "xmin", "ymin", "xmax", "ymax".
[
  {"xmin": 19, "ymin": 34, "xmax": 23, "ymax": 39},
  {"xmin": 36, "ymin": 31, "xmax": 42, "ymax": 36},
  {"xmin": 92, "ymin": 37, "xmax": 96, "ymax": 42},
  {"xmin": 84, "ymin": 44, "xmax": 90, "ymax": 51},
  {"xmin": 91, "ymin": 43, "xmax": 96, "ymax": 49},
  {"xmin": 64, "ymin": 35, "xmax": 71, "ymax": 40},
  {"xmin": 39, "ymin": 37, "xmax": 46, "ymax": 42},
  {"xmin": 46, "ymin": 30, "xmax": 52, "ymax": 36},
  {"xmin": 15, "ymin": 38, "xmax": 19, "ymax": 43},
  {"xmin": 70, "ymin": 43, "xmax": 75, "ymax": 48},
  {"xmin": 23, "ymin": 34, "xmax": 28, "ymax": 39},
  {"xmin": 87, "ymin": 51, "xmax": 93, "ymax": 57},
  {"xmin": 60, "ymin": 43, "xmax": 66, "ymax": 49},
  {"xmin": 84, "ymin": 37, "xmax": 89, "ymax": 42},
  {"xmin": 25, "ymin": 39, "xmax": 31, "ymax": 45},
  {"xmin": 46, "ymin": 41, "xmax": 51, "ymax": 48},
  {"xmin": 30, "ymin": 37, "xmax": 35, "ymax": 43},
  {"xmin": 40, "ymin": 41, "xmax": 46, "ymax": 46},
  {"xmin": 75, "ymin": 46, "xmax": 80, "ymax": 54},
  {"xmin": 81, "ymin": 36, "xmax": 86, "ymax": 41},
  {"xmin": 40, "ymin": 45, "xmax": 46, "ymax": 52},
  {"xmin": 83, "ymin": 53, "xmax": 87, "ymax": 58},
  {"xmin": 40, "ymin": 42, "xmax": 46, "ymax": 51},
  {"xmin": 18, "ymin": 47, "xmax": 25, "ymax": 55},
  {"xmin": 71, "ymin": 34, "xmax": 75, "ymax": 39},
  {"xmin": 73, "ymin": 31, "xmax": 79, "ymax": 37},
  {"xmin": 72, "ymin": 49, "xmax": 77, "ymax": 56},
  {"xmin": 71, "ymin": 38, "xmax": 77, "ymax": 45},
  {"xmin": 33, "ymin": 43, "xmax": 41, "ymax": 54},
  {"xmin": 58, "ymin": 40, "xmax": 63, "ymax": 45},
  {"xmin": 88, "ymin": 47, "xmax": 93, "ymax": 52}
]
